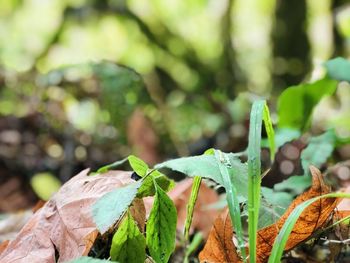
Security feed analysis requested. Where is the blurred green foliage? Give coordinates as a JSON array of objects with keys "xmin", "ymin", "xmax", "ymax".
[{"xmin": 1, "ymin": 0, "xmax": 350, "ymax": 184}]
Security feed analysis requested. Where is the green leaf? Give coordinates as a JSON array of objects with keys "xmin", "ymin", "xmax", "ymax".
[
  {"xmin": 325, "ymin": 57, "xmax": 350, "ymax": 82},
  {"xmin": 110, "ymin": 211, "xmax": 146, "ymax": 263},
  {"xmin": 137, "ymin": 170, "xmax": 174, "ymax": 198},
  {"xmin": 156, "ymin": 154, "xmax": 222, "ymax": 183},
  {"xmin": 274, "ymin": 175, "xmax": 311, "ymax": 195},
  {"xmin": 301, "ymin": 130, "xmax": 336, "ymax": 174},
  {"xmin": 184, "ymin": 232, "xmax": 203, "ymax": 263},
  {"xmin": 247, "ymin": 100, "xmax": 265, "ymax": 263},
  {"xmin": 96, "ymin": 155, "xmax": 148, "ymax": 175},
  {"xmin": 146, "ymin": 182, "xmax": 177, "ymax": 263},
  {"xmin": 263, "ymin": 103, "xmax": 276, "ymax": 161},
  {"xmin": 128, "ymin": 155, "xmax": 149, "ymax": 177},
  {"xmin": 68, "ymin": 256, "xmax": 114, "ymax": 263},
  {"xmin": 259, "ymin": 187, "xmax": 293, "ymax": 229},
  {"xmin": 92, "ymin": 180, "xmax": 142, "ymax": 233},
  {"xmin": 277, "ymin": 77, "xmax": 338, "ymax": 130},
  {"xmin": 155, "ymin": 153, "xmax": 248, "ymax": 202},
  {"xmin": 268, "ymin": 192, "xmax": 350, "ymax": 263},
  {"xmin": 184, "ymin": 176, "xmax": 201, "ymax": 241},
  {"xmin": 214, "ymin": 149, "xmax": 246, "ymax": 262},
  {"xmin": 97, "ymin": 158, "xmax": 128, "ymax": 173}
]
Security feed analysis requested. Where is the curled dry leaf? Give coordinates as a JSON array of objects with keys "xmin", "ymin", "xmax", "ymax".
[
  {"xmin": 0, "ymin": 169, "xmax": 134, "ymax": 263},
  {"xmin": 256, "ymin": 166, "xmax": 339, "ymax": 262},
  {"xmin": 199, "ymin": 211, "xmax": 241, "ymax": 263}
]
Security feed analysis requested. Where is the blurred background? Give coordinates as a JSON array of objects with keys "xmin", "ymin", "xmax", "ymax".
[{"xmin": 1, "ymin": 0, "xmax": 350, "ymax": 211}]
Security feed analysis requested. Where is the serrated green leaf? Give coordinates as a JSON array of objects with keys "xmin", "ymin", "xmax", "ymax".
[
  {"xmin": 110, "ymin": 211, "xmax": 146, "ymax": 263},
  {"xmin": 277, "ymin": 77, "xmax": 338, "ymax": 130},
  {"xmin": 128, "ymin": 155, "xmax": 149, "ymax": 177},
  {"xmin": 68, "ymin": 256, "xmax": 115, "ymax": 263},
  {"xmin": 93, "ymin": 180, "xmax": 142, "ymax": 233},
  {"xmin": 146, "ymin": 182, "xmax": 177, "ymax": 263},
  {"xmin": 301, "ymin": 130, "xmax": 336, "ymax": 174},
  {"xmin": 155, "ymin": 153, "xmax": 248, "ymax": 202},
  {"xmin": 325, "ymin": 57, "xmax": 350, "ymax": 82}
]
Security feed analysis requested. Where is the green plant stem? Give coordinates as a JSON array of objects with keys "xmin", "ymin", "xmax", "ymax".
[
  {"xmin": 184, "ymin": 176, "xmax": 202, "ymax": 241},
  {"xmin": 215, "ymin": 150, "xmax": 246, "ymax": 262},
  {"xmin": 184, "ymin": 232, "xmax": 203, "ymax": 263},
  {"xmin": 247, "ymin": 100, "xmax": 265, "ymax": 263}
]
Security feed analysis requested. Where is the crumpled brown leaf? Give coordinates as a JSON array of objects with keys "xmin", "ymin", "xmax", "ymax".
[
  {"xmin": 256, "ymin": 166, "xmax": 339, "ymax": 262},
  {"xmin": 0, "ymin": 169, "xmax": 134, "ymax": 263},
  {"xmin": 199, "ymin": 211, "xmax": 241, "ymax": 263}
]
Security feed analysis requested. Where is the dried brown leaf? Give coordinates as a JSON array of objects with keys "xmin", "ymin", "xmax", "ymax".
[
  {"xmin": 0, "ymin": 169, "xmax": 134, "ymax": 263},
  {"xmin": 129, "ymin": 198, "xmax": 146, "ymax": 232},
  {"xmin": 256, "ymin": 166, "xmax": 339, "ymax": 262},
  {"xmin": 199, "ymin": 211, "xmax": 241, "ymax": 263}
]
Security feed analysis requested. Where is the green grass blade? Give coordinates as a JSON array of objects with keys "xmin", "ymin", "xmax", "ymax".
[
  {"xmin": 262, "ymin": 103, "xmax": 275, "ymax": 161},
  {"xmin": 214, "ymin": 150, "xmax": 246, "ymax": 262},
  {"xmin": 184, "ymin": 176, "xmax": 202, "ymax": 241},
  {"xmin": 268, "ymin": 193, "xmax": 350, "ymax": 263},
  {"xmin": 184, "ymin": 232, "xmax": 203, "ymax": 263},
  {"xmin": 247, "ymin": 100, "xmax": 265, "ymax": 263}
]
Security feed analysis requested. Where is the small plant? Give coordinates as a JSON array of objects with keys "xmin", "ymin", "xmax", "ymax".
[
  {"xmin": 68, "ymin": 58, "xmax": 350, "ymax": 262},
  {"xmin": 2, "ymin": 57, "xmax": 350, "ymax": 263}
]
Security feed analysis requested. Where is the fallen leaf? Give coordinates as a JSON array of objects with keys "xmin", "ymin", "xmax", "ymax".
[
  {"xmin": 129, "ymin": 198, "xmax": 146, "ymax": 232},
  {"xmin": 0, "ymin": 240, "xmax": 9, "ymax": 254},
  {"xmin": 256, "ymin": 166, "xmax": 339, "ymax": 262},
  {"xmin": 0, "ymin": 169, "xmax": 135, "ymax": 263},
  {"xmin": 199, "ymin": 211, "xmax": 241, "ymax": 263}
]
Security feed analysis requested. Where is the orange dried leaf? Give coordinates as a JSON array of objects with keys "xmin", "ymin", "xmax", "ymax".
[
  {"xmin": 0, "ymin": 169, "xmax": 135, "ymax": 263},
  {"xmin": 199, "ymin": 212, "xmax": 242, "ymax": 263},
  {"xmin": 257, "ymin": 166, "xmax": 339, "ymax": 262}
]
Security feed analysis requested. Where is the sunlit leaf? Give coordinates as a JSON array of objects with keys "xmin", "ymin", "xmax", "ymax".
[
  {"xmin": 146, "ymin": 182, "xmax": 177, "ymax": 263},
  {"xmin": 93, "ymin": 180, "xmax": 142, "ymax": 233},
  {"xmin": 277, "ymin": 77, "xmax": 338, "ymax": 130},
  {"xmin": 128, "ymin": 155, "xmax": 149, "ymax": 177},
  {"xmin": 156, "ymin": 153, "xmax": 248, "ymax": 202},
  {"xmin": 325, "ymin": 57, "xmax": 350, "ymax": 82}
]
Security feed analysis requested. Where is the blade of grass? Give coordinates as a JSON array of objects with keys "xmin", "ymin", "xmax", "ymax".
[
  {"xmin": 263, "ymin": 103, "xmax": 275, "ymax": 161},
  {"xmin": 268, "ymin": 192, "xmax": 350, "ymax": 263},
  {"xmin": 214, "ymin": 150, "xmax": 246, "ymax": 262},
  {"xmin": 184, "ymin": 176, "xmax": 202, "ymax": 241},
  {"xmin": 184, "ymin": 232, "xmax": 203, "ymax": 263},
  {"xmin": 248, "ymin": 100, "xmax": 274, "ymax": 263}
]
